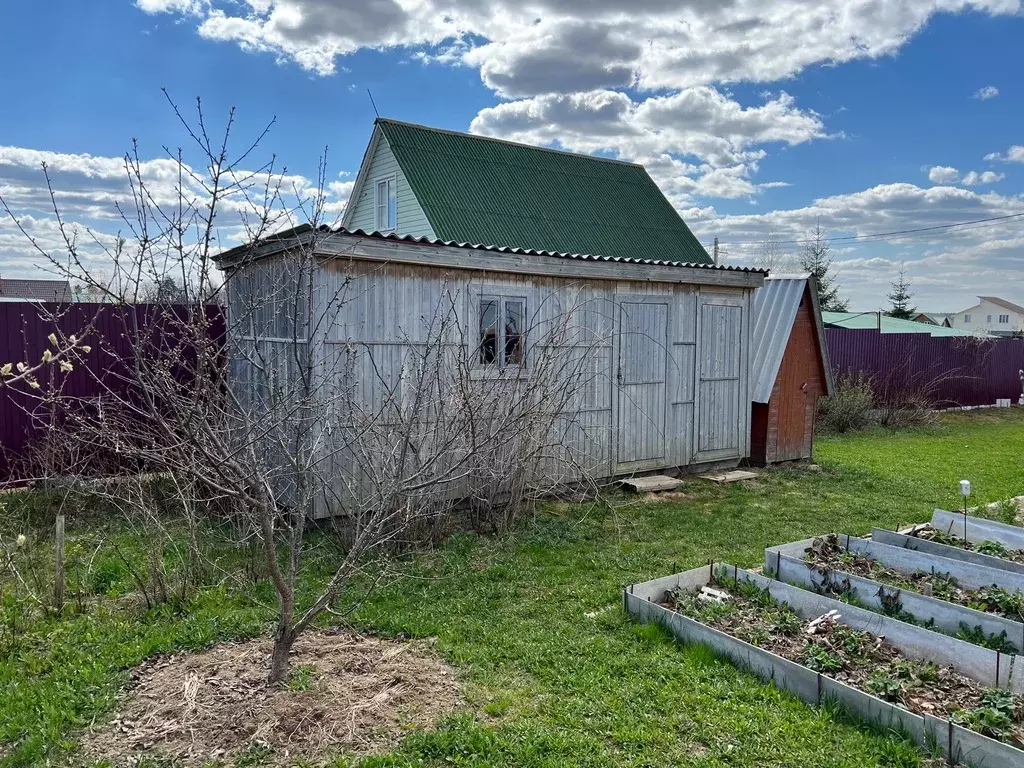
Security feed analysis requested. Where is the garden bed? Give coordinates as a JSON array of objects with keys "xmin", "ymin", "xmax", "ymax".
[
  {"xmin": 909, "ymin": 525, "xmax": 1024, "ymax": 563},
  {"xmin": 667, "ymin": 573, "xmax": 1024, "ymax": 748},
  {"xmin": 805, "ymin": 534, "xmax": 1024, "ymax": 624}
]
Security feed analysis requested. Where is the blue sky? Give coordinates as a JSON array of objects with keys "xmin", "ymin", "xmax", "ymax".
[{"xmin": 1, "ymin": 0, "xmax": 1023, "ymax": 310}]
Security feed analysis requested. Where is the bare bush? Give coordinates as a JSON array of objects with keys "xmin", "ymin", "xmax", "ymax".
[
  {"xmin": 2, "ymin": 96, "xmax": 607, "ymax": 684},
  {"xmin": 816, "ymin": 373, "xmax": 875, "ymax": 434}
]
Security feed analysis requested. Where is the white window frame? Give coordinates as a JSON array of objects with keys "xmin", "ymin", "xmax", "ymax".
[
  {"xmin": 472, "ymin": 289, "xmax": 528, "ymax": 374},
  {"xmin": 374, "ymin": 175, "xmax": 397, "ymax": 232},
  {"xmin": 987, "ymin": 314, "xmax": 993, "ymax": 324},
  {"xmin": 964, "ymin": 314, "xmax": 972, "ymax": 323},
  {"xmin": 999, "ymin": 314, "xmax": 1010, "ymax": 324}
]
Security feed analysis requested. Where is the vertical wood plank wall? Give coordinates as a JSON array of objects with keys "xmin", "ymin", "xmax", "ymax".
[{"xmin": 230, "ymin": 256, "xmax": 754, "ymax": 516}]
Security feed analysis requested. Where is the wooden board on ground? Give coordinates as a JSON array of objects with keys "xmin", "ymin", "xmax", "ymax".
[
  {"xmin": 619, "ymin": 475, "xmax": 684, "ymax": 493},
  {"xmin": 700, "ymin": 470, "xmax": 758, "ymax": 484}
]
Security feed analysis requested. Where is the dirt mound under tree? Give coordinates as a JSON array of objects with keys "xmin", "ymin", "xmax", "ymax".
[{"xmin": 79, "ymin": 630, "xmax": 461, "ymax": 766}]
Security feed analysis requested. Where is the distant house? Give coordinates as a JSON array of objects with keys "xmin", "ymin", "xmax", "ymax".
[
  {"xmin": 221, "ymin": 119, "xmax": 769, "ymax": 516},
  {"xmin": 0, "ymin": 277, "xmax": 73, "ymax": 303},
  {"xmin": 952, "ymin": 297, "xmax": 1024, "ymax": 337},
  {"xmin": 749, "ymin": 275, "xmax": 833, "ymax": 465},
  {"xmin": 823, "ymin": 311, "xmax": 986, "ymax": 337},
  {"xmin": 912, "ymin": 312, "xmax": 954, "ymax": 327}
]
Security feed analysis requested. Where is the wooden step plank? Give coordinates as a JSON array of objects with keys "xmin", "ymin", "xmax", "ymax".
[{"xmin": 620, "ymin": 475, "xmax": 683, "ymax": 493}]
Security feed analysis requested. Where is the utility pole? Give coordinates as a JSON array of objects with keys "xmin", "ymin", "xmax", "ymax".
[{"xmin": 713, "ymin": 237, "xmax": 720, "ymax": 266}]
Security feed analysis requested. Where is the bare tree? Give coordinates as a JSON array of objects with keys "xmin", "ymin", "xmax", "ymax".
[
  {"xmin": 752, "ymin": 230, "xmax": 795, "ymax": 272},
  {"xmin": 3, "ymin": 95, "xmax": 609, "ymax": 684}
]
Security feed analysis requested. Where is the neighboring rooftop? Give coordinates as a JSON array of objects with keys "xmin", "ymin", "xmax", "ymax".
[
  {"xmin": 979, "ymin": 296, "xmax": 1024, "ymax": 315},
  {"xmin": 0, "ymin": 278, "xmax": 73, "ymax": 303},
  {"xmin": 823, "ymin": 311, "xmax": 986, "ymax": 337},
  {"xmin": 371, "ymin": 118, "xmax": 712, "ymax": 266}
]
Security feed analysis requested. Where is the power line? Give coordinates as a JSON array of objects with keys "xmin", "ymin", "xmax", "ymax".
[{"xmin": 718, "ymin": 210, "xmax": 1024, "ymax": 246}]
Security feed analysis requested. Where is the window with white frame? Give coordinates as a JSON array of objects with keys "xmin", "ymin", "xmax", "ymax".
[
  {"xmin": 987, "ymin": 314, "xmax": 993, "ymax": 323},
  {"xmin": 999, "ymin": 314, "xmax": 1010, "ymax": 324},
  {"xmin": 477, "ymin": 295, "xmax": 526, "ymax": 368},
  {"xmin": 375, "ymin": 177, "xmax": 397, "ymax": 231},
  {"xmin": 964, "ymin": 314, "xmax": 972, "ymax": 323}
]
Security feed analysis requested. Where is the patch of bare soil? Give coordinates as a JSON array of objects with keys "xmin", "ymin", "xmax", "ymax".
[{"xmin": 79, "ymin": 631, "xmax": 461, "ymax": 766}]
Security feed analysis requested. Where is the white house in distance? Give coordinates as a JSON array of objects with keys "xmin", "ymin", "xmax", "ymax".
[{"xmin": 951, "ymin": 297, "xmax": 1024, "ymax": 337}]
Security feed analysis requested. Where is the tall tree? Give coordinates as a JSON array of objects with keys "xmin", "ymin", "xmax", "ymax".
[
  {"xmin": 887, "ymin": 262, "xmax": 916, "ymax": 320},
  {"xmin": 753, "ymin": 229, "xmax": 795, "ymax": 272},
  {"xmin": 800, "ymin": 223, "xmax": 848, "ymax": 311}
]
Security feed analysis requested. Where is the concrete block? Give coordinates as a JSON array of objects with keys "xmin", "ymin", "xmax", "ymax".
[
  {"xmin": 619, "ymin": 475, "xmax": 684, "ymax": 493},
  {"xmin": 699, "ymin": 470, "xmax": 758, "ymax": 483}
]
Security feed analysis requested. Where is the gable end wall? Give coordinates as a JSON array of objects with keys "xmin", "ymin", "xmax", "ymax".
[{"xmin": 345, "ymin": 134, "xmax": 436, "ymax": 238}]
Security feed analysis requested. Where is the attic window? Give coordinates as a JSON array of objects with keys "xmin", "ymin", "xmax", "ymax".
[
  {"xmin": 478, "ymin": 296, "xmax": 525, "ymax": 367},
  {"xmin": 964, "ymin": 314, "xmax": 972, "ymax": 323},
  {"xmin": 999, "ymin": 314, "xmax": 1010, "ymax": 324},
  {"xmin": 375, "ymin": 177, "xmax": 396, "ymax": 231}
]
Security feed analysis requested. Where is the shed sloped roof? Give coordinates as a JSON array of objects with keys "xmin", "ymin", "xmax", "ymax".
[
  {"xmin": 750, "ymin": 274, "xmax": 833, "ymax": 403},
  {"xmin": 375, "ymin": 119, "xmax": 712, "ymax": 266}
]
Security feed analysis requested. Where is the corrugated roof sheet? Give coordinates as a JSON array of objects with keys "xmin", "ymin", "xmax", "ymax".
[
  {"xmin": 0, "ymin": 278, "xmax": 73, "ymax": 302},
  {"xmin": 337, "ymin": 228, "xmax": 763, "ymax": 271},
  {"xmin": 823, "ymin": 312, "xmax": 985, "ymax": 337},
  {"xmin": 751, "ymin": 275, "xmax": 810, "ymax": 403},
  {"xmin": 376, "ymin": 119, "xmax": 713, "ymax": 266}
]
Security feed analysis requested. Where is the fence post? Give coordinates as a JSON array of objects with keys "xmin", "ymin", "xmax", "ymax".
[{"xmin": 54, "ymin": 513, "xmax": 65, "ymax": 614}]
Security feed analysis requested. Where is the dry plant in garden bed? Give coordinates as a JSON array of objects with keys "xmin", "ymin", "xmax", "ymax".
[
  {"xmin": 909, "ymin": 525, "xmax": 1024, "ymax": 564},
  {"xmin": 78, "ymin": 631, "xmax": 461, "ymax": 767},
  {"xmin": 668, "ymin": 577, "xmax": 1024, "ymax": 747},
  {"xmin": 805, "ymin": 535, "xmax": 1024, "ymax": 626}
]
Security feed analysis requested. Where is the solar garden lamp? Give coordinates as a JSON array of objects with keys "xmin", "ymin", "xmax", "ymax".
[{"xmin": 960, "ymin": 479, "xmax": 971, "ymax": 541}]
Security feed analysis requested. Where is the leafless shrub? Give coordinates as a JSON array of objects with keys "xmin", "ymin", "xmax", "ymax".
[{"xmin": 2, "ymin": 95, "xmax": 609, "ymax": 684}]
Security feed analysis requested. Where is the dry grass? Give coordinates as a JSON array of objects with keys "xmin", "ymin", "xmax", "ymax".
[{"xmin": 78, "ymin": 631, "xmax": 461, "ymax": 766}]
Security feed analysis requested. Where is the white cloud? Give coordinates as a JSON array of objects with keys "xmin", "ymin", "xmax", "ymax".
[
  {"xmin": 973, "ymin": 85, "xmax": 1000, "ymax": 100},
  {"xmin": 686, "ymin": 182, "xmax": 1024, "ymax": 308},
  {"xmin": 927, "ymin": 165, "xmax": 960, "ymax": 184},
  {"xmin": 986, "ymin": 145, "xmax": 1024, "ymax": 163},
  {"xmin": 135, "ymin": 1, "xmax": 1022, "ymax": 98},
  {"xmin": 468, "ymin": 88, "xmax": 826, "ymax": 201},
  {"xmin": 0, "ymin": 144, "xmax": 353, "ymax": 277},
  {"xmin": 960, "ymin": 170, "xmax": 1005, "ymax": 185}
]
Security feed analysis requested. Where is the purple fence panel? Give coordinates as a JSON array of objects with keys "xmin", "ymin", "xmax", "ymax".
[
  {"xmin": 825, "ymin": 328, "xmax": 1024, "ymax": 408},
  {"xmin": 0, "ymin": 302, "xmax": 224, "ymax": 484}
]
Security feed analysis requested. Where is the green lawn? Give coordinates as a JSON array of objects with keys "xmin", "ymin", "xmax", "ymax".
[{"xmin": 2, "ymin": 408, "xmax": 1024, "ymax": 767}]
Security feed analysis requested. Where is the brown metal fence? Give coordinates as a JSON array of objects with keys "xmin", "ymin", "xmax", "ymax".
[
  {"xmin": 825, "ymin": 328, "xmax": 1024, "ymax": 408},
  {"xmin": 0, "ymin": 302, "xmax": 224, "ymax": 484}
]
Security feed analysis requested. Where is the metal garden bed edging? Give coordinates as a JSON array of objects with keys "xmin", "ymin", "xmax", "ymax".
[
  {"xmin": 769, "ymin": 548, "xmax": 1024, "ymax": 681},
  {"xmin": 768, "ymin": 535, "xmax": 1024, "ymax": 594},
  {"xmin": 624, "ymin": 565, "xmax": 1024, "ymax": 767},
  {"xmin": 933, "ymin": 510, "xmax": 1024, "ymax": 551},
  {"xmin": 873, "ymin": 528, "xmax": 1024, "ymax": 577}
]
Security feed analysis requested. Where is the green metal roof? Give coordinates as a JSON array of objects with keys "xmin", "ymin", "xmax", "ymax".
[
  {"xmin": 376, "ymin": 119, "xmax": 712, "ymax": 266},
  {"xmin": 822, "ymin": 312, "xmax": 986, "ymax": 337}
]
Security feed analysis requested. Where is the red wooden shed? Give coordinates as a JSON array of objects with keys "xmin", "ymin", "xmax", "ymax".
[{"xmin": 749, "ymin": 275, "xmax": 834, "ymax": 465}]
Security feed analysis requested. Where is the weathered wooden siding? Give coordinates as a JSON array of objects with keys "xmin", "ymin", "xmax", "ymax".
[
  {"xmin": 228, "ymin": 251, "xmax": 755, "ymax": 518},
  {"xmin": 345, "ymin": 132, "xmax": 436, "ymax": 237}
]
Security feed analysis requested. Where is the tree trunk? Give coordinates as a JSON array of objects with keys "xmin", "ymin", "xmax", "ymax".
[{"xmin": 268, "ymin": 626, "xmax": 296, "ymax": 685}]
